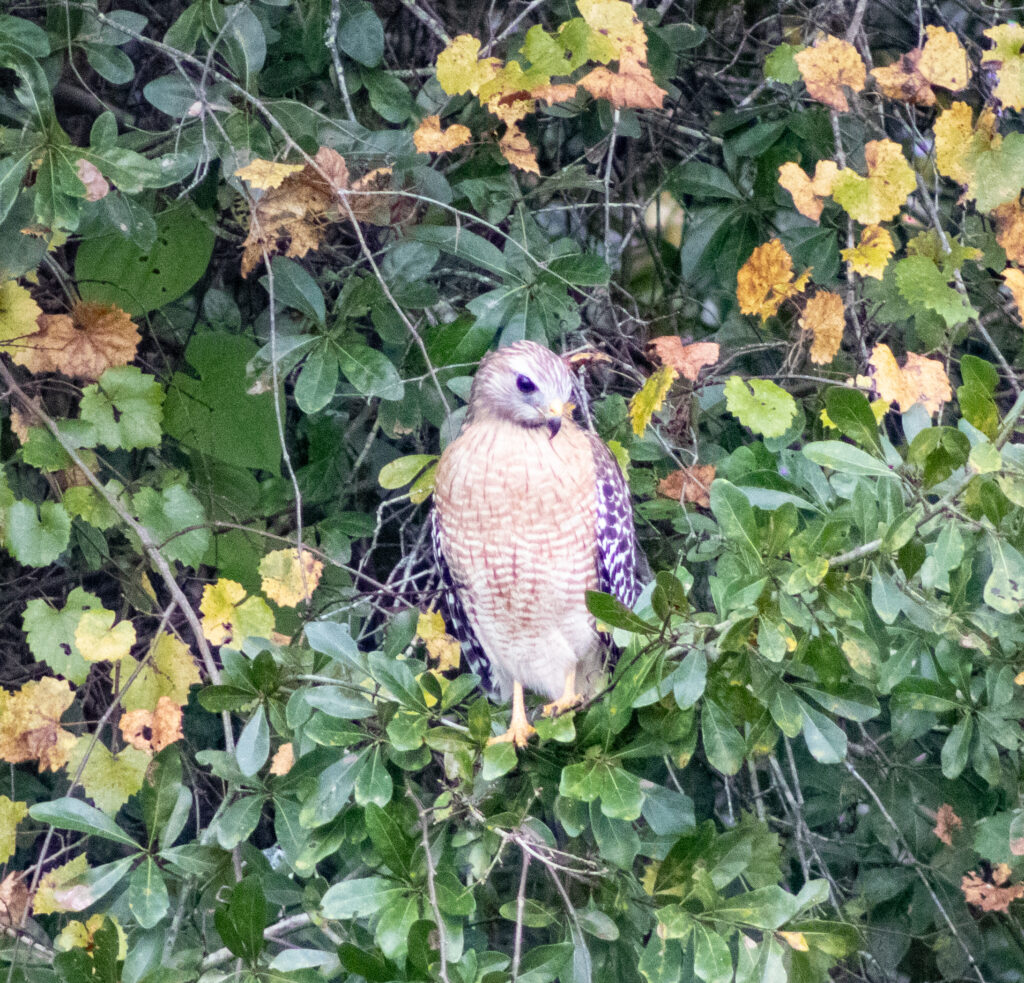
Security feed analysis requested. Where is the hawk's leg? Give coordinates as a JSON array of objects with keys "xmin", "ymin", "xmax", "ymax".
[
  {"xmin": 488, "ymin": 681, "xmax": 537, "ymax": 748},
  {"xmin": 542, "ymin": 667, "xmax": 584, "ymax": 717}
]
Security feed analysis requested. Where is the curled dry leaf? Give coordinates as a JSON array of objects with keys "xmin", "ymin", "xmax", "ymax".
[
  {"xmin": 270, "ymin": 742, "xmax": 295, "ymax": 776},
  {"xmin": 991, "ymin": 200, "xmax": 1024, "ymax": 265},
  {"xmin": 413, "ymin": 115, "xmax": 472, "ymax": 154},
  {"xmin": 777, "ymin": 159, "xmax": 838, "ymax": 221},
  {"xmin": 13, "ymin": 301, "xmax": 140, "ymax": 380},
  {"xmin": 800, "ymin": 290, "xmax": 845, "ymax": 365},
  {"xmin": 499, "ymin": 122, "xmax": 540, "ymax": 175},
  {"xmin": 657, "ymin": 464, "xmax": 716, "ymax": 508},
  {"xmin": 0, "ymin": 873, "xmax": 29, "ymax": 927},
  {"xmin": 736, "ymin": 238, "xmax": 812, "ymax": 320},
  {"xmin": 119, "ymin": 696, "xmax": 184, "ymax": 753},
  {"xmin": 648, "ymin": 338, "xmax": 719, "ymax": 382},
  {"xmin": 794, "ymin": 34, "xmax": 866, "ymax": 111},
  {"xmin": 868, "ymin": 343, "xmax": 951, "ymax": 415},
  {"xmin": 962, "ymin": 870, "xmax": 1024, "ymax": 912},
  {"xmin": 75, "ymin": 159, "xmax": 109, "ymax": 202},
  {"xmin": 841, "ymin": 224, "xmax": 895, "ymax": 279},
  {"xmin": 933, "ymin": 803, "xmax": 962, "ymax": 846}
]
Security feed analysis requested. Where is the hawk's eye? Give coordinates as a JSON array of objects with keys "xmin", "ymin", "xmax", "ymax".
[{"xmin": 516, "ymin": 374, "xmax": 537, "ymax": 394}]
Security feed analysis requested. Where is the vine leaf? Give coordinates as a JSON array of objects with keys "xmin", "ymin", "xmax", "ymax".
[
  {"xmin": 800, "ymin": 290, "xmax": 845, "ymax": 364},
  {"xmin": 0, "ymin": 677, "xmax": 76, "ymax": 773},
  {"xmin": 793, "ymin": 34, "xmax": 865, "ymax": 111},
  {"xmin": 259, "ymin": 548, "xmax": 324, "ymax": 607},
  {"xmin": 841, "ymin": 224, "xmax": 894, "ymax": 279},
  {"xmin": 736, "ymin": 239, "xmax": 811, "ymax": 320},
  {"xmin": 982, "ymin": 24, "xmax": 1024, "ymax": 112}
]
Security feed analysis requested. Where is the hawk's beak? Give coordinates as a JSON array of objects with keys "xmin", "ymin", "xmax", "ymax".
[{"xmin": 544, "ymin": 399, "xmax": 569, "ymax": 439}]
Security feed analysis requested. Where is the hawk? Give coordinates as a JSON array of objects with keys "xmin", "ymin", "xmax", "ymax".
[{"xmin": 432, "ymin": 341, "xmax": 640, "ymax": 746}]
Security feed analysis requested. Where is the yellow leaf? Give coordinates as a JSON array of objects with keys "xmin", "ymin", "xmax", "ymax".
[
  {"xmin": 871, "ymin": 49, "xmax": 936, "ymax": 106},
  {"xmin": 33, "ymin": 854, "xmax": 89, "ymax": 915},
  {"xmin": 1002, "ymin": 267, "xmax": 1024, "ymax": 323},
  {"xmin": 736, "ymin": 238, "xmax": 812, "ymax": 320},
  {"xmin": 0, "ymin": 280, "xmax": 42, "ymax": 350},
  {"xmin": 200, "ymin": 578, "xmax": 275, "ymax": 647},
  {"xmin": 982, "ymin": 24, "xmax": 1024, "ymax": 111},
  {"xmin": 777, "ymin": 159, "xmax": 838, "ymax": 221},
  {"xmin": 499, "ymin": 122, "xmax": 540, "ymax": 174},
  {"xmin": 65, "ymin": 738, "xmax": 149, "ymax": 816},
  {"xmin": 0, "ymin": 796, "xmax": 28, "ymax": 865},
  {"xmin": 234, "ymin": 158, "xmax": 305, "ymax": 189},
  {"xmin": 74, "ymin": 609, "xmax": 136, "ymax": 663},
  {"xmin": 841, "ymin": 224, "xmax": 895, "ymax": 279},
  {"xmin": 868, "ymin": 343, "xmax": 951, "ymax": 415},
  {"xmin": 800, "ymin": 290, "xmax": 845, "ymax": 364},
  {"xmin": 831, "ymin": 139, "xmax": 915, "ymax": 224},
  {"xmin": 436, "ymin": 34, "xmax": 502, "ymax": 96},
  {"xmin": 118, "ymin": 632, "xmax": 201, "ymax": 712},
  {"xmin": 259, "ymin": 547, "xmax": 325, "ymax": 607},
  {"xmin": 794, "ymin": 34, "xmax": 866, "ymax": 111},
  {"xmin": 992, "ymin": 200, "xmax": 1024, "ymax": 265},
  {"xmin": 778, "ymin": 931, "xmax": 810, "ymax": 952},
  {"xmin": 933, "ymin": 101, "xmax": 1000, "ymax": 187},
  {"xmin": 0, "ymin": 676, "xmax": 77, "ymax": 773},
  {"xmin": 416, "ymin": 610, "xmax": 461, "ymax": 673},
  {"xmin": 56, "ymin": 915, "xmax": 127, "ymax": 959},
  {"xmin": 413, "ymin": 115, "xmax": 472, "ymax": 154},
  {"xmin": 918, "ymin": 25, "xmax": 971, "ymax": 91},
  {"xmin": 629, "ymin": 365, "xmax": 677, "ymax": 436}
]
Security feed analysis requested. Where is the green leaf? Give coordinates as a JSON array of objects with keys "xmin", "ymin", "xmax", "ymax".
[
  {"xmin": 363, "ymin": 68, "xmax": 412, "ymax": 123},
  {"xmin": 354, "ymin": 745, "xmax": 393, "ymax": 806},
  {"xmin": 294, "ymin": 344, "xmax": 340, "ymax": 414},
  {"xmin": 692, "ymin": 922, "xmax": 733, "ymax": 983},
  {"xmin": 984, "ymin": 536, "xmax": 1024, "ymax": 614},
  {"xmin": 132, "ymin": 484, "xmax": 210, "ymax": 568},
  {"xmin": 336, "ymin": 342, "xmax": 404, "ymax": 401},
  {"xmin": 22, "ymin": 588, "xmax": 101, "ymax": 684},
  {"xmin": 597, "ymin": 763, "xmax": 644, "ymax": 821},
  {"xmin": 322, "ymin": 876, "xmax": 406, "ymax": 918},
  {"xmin": 701, "ymin": 700, "xmax": 745, "ymax": 774},
  {"xmin": 379, "ymin": 454, "xmax": 437, "ymax": 490},
  {"xmin": 267, "ymin": 256, "xmax": 325, "ymax": 324},
  {"xmin": 672, "ymin": 651, "xmax": 707, "ymax": 710},
  {"xmin": 802, "ymin": 441, "xmax": 894, "ymax": 478},
  {"xmin": 764, "ymin": 43, "xmax": 802, "ymax": 83},
  {"xmin": 824, "ymin": 387, "xmax": 882, "ymax": 453},
  {"xmin": 894, "ymin": 254, "xmax": 977, "ymax": 327},
  {"xmin": 79, "ymin": 366, "xmax": 164, "ymax": 450},
  {"xmin": 723, "ymin": 377, "xmax": 797, "ymax": 438},
  {"xmin": 214, "ymin": 876, "xmax": 268, "ymax": 962},
  {"xmin": 482, "ymin": 741, "xmax": 518, "ymax": 780},
  {"xmin": 666, "ymin": 161, "xmax": 742, "ymax": 200},
  {"xmin": 516, "ymin": 943, "xmax": 573, "ymax": 983},
  {"xmin": 708, "ymin": 884, "xmax": 799, "ymax": 929},
  {"xmin": 336, "ymin": 2, "xmax": 384, "ymax": 66},
  {"xmin": 364, "ymin": 803, "xmax": 413, "ymax": 879},
  {"xmin": 5, "ymin": 500, "xmax": 71, "ymax": 566},
  {"xmin": 585, "ymin": 590, "xmax": 657, "ymax": 634},
  {"xmin": 941, "ymin": 714, "xmax": 972, "ymax": 779},
  {"xmin": 709, "ymin": 480, "xmax": 759, "ymax": 556},
  {"xmin": 236, "ymin": 706, "xmax": 270, "ymax": 777},
  {"xmin": 548, "ymin": 254, "xmax": 610, "ymax": 285},
  {"xmin": 127, "ymin": 857, "xmax": 169, "ymax": 928},
  {"xmin": 213, "ymin": 794, "xmax": 264, "ymax": 850},
  {"xmin": 799, "ymin": 700, "xmax": 847, "ymax": 763},
  {"xmin": 76, "ymin": 204, "xmax": 215, "ymax": 315},
  {"xmin": 300, "ymin": 749, "xmax": 366, "ymax": 827},
  {"xmin": 29, "ymin": 797, "xmax": 140, "ymax": 847},
  {"xmin": 639, "ymin": 934, "xmax": 682, "ymax": 983}
]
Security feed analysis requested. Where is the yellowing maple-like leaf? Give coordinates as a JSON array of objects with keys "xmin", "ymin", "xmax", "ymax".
[
  {"xmin": 65, "ymin": 737, "xmax": 149, "ymax": 816},
  {"xmin": 12, "ymin": 301, "xmax": 141, "ymax": 380},
  {"xmin": 416, "ymin": 609, "xmax": 460, "ymax": 673},
  {"xmin": 413, "ymin": 115, "xmax": 472, "ymax": 154},
  {"xmin": 648, "ymin": 338, "xmax": 719, "ymax": 381},
  {"xmin": 436, "ymin": 34, "xmax": 502, "ymax": 96},
  {"xmin": 576, "ymin": 0, "xmax": 667, "ymax": 109},
  {"xmin": 831, "ymin": 139, "xmax": 915, "ymax": 225},
  {"xmin": 736, "ymin": 238, "xmax": 812, "ymax": 320},
  {"xmin": 982, "ymin": 24, "xmax": 1024, "ymax": 112},
  {"xmin": 991, "ymin": 200, "xmax": 1024, "ymax": 264},
  {"xmin": 0, "ymin": 280, "xmax": 42, "ymax": 351},
  {"xmin": 119, "ymin": 696, "xmax": 184, "ymax": 753},
  {"xmin": 1002, "ymin": 267, "xmax": 1024, "ymax": 323},
  {"xmin": 629, "ymin": 364, "xmax": 677, "ymax": 436},
  {"xmin": 499, "ymin": 122, "xmax": 540, "ymax": 174},
  {"xmin": 657, "ymin": 464, "xmax": 716, "ymax": 508},
  {"xmin": 270, "ymin": 742, "xmax": 294, "ymax": 776},
  {"xmin": 0, "ymin": 677, "xmax": 77, "ymax": 773},
  {"xmin": 800, "ymin": 290, "xmax": 845, "ymax": 364},
  {"xmin": 0, "ymin": 872, "xmax": 29, "ymax": 927},
  {"xmin": 933, "ymin": 101, "xmax": 1000, "ymax": 187},
  {"xmin": 234, "ymin": 158, "xmax": 306, "ymax": 190},
  {"xmin": 117, "ymin": 632, "xmax": 201, "ymax": 712},
  {"xmin": 868, "ymin": 343, "xmax": 951, "ymax": 415},
  {"xmin": 33, "ymin": 853, "xmax": 89, "ymax": 915},
  {"xmin": 871, "ymin": 26, "xmax": 969, "ymax": 106},
  {"xmin": 200, "ymin": 578, "xmax": 275, "ymax": 647},
  {"xmin": 259, "ymin": 547, "xmax": 325, "ymax": 607},
  {"xmin": 794, "ymin": 34, "xmax": 866, "ymax": 111},
  {"xmin": 0, "ymin": 796, "xmax": 28, "ymax": 864},
  {"xmin": 872, "ymin": 49, "xmax": 935, "ymax": 106},
  {"xmin": 74, "ymin": 608, "xmax": 136, "ymax": 663},
  {"xmin": 777, "ymin": 159, "xmax": 838, "ymax": 221},
  {"xmin": 841, "ymin": 224, "xmax": 895, "ymax": 279},
  {"xmin": 479, "ymin": 61, "xmax": 542, "ymax": 125},
  {"xmin": 56, "ymin": 915, "xmax": 127, "ymax": 960}
]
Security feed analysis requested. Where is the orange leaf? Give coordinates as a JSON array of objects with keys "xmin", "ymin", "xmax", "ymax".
[
  {"xmin": 777, "ymin": 159, "xmax": 838, "ymax": 221},
  {"xmin": 794, "ymin": 35, "xmax": 866, "ymax": 111},
  {"xmin": 992, "ymin": 200, "xmax": 1024, "ymax": 265},
  {"xmin": 868, "ymin": 343, "xmax": 951, "ymax": 415},
  {"xmin": 657, "ymin": 464, "xmax": 716, "ymax": 508},
  {"xmin": 75, "ymin": 159, "xmax": 109, "ymax": 202},
  {"xmin": 119, "ymin": 697, "xmax": 184, "ymax": 753},
  {"xmin": 579, "ymin": 63, "xmax": 666, "ymax": 109},
  {"xmin": 871, "ymin": 49, "xmax": 936, "ymax": 106},
  {"xmin": 413, "ymin": 115, "xmax": 472, "ymax": 154},
  {"xmin": 270, "ymin": 742, "xmax": 295, "ymax": 776},
  {"xmin": 933, "ymin": 803, "xmax": 962, "ymax": 846},
  {"xmin": 800, "ymin": 290, "xmax": 845, "ymax": 364},
  {"xmin": 531, "ymin": 83, "xmax": 578, "ymax": 105},
  {"xmin": 648, "ymin": 338, "xmax": 719, "ymax": 382},
  {"xmin": 736, "ymin": 238, "xmax": 812, "ymax": 320},
  {"xmin": 1002, "ymin": 267, "xmax": 1024, "ymax": 322},
  {"xmin": 499, "ymin": 123, "xmax": 540, "ymax": 174},
  {"xmin": 962, "ymin": 871, "xmax": 1024, "ymax": 912}
]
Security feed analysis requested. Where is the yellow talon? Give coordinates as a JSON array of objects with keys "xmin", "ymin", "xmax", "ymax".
[
  {"xmin": 487, "ymin": 681, "xmax": 536, "ymax": 748},
  {"xmin": 542, "ymin": 668, "xmax": 583, "ymax": 717}
]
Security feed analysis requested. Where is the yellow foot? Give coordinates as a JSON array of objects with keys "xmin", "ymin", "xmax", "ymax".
[
  {"xmin": 486, "ymin": 718, "xmax": 537, "ymax": 748},
  {"xmin": 542, "ymin": 692, "xmax": 583, "ymax": 717}
]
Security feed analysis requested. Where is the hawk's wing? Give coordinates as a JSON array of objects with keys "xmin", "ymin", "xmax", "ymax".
[
  {"xmin": 431, "ymin": 509, "xmax": 497, "ymax": 695},
  {"xmin": 585, "ymin": 431, "xmax": 640, "ymax": 608}
]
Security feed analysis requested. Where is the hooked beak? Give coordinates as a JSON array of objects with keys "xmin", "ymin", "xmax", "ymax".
[{"xmin": 544, "ymin": 399, "xmax": 567, "ymax": 439}]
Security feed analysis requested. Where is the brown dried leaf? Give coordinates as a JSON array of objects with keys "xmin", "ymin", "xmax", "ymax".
[
  {"xmin": 777, "ymin": 160, "xmax": 839, "ymax": 221},
  {"xmin": 0, "ymin": 873, "xmax": 29, "ymax": 927},
  {"xmin": 579, "ymin": 61, "xmax": 667, "ymax": 109},
  {"xmin": 794, "ymin": 35, "xmax": 866, "ymax": 111},
  {"xmin": 413, "ymin": 115, "xmax": 472, "ymax": 154},
  {"xmin": 736, "ymin": 238, "xmax": 812, "ymax": 320},
  {"xmin": 871, "ymin": 49, "xmax": 935, "ymax": 106},
  {"xmin": 658, "ymin": 464, "xmax": 716, "ymax": 508},
  {"xmin": 499, "ymin": 123, "xmax": 540, "ymax": 174},
  {"xmin": 933, "ymin": 803, "xmax": 962, "ymax": 846},
  {"xmin": 800, "ymin": 290, "xmax": 845, "ymax": 364},
  {"xmin": 962, "ymin": 871, "xmax": 1024, "ymax": 912},
  {"xmin": 649, "ymin": 338, "xmax": 719, "ymax": 382},
  {"xmin": 992, "ymin": 200, "xmax": 1024, "ymax": 265},
  {"xmin": 75, "ymin": 159, "xmax": 109, "ymax": 202},
  {"xmin": 270, "ymin": 742, "xmax": 294, "ymax": 776},
  {"xmin": 119, "ymin": 697, "xmax": 183, "ymax": 753},
  {"xmin": 1003, "ymin": 267, "xmax": 1024, "ymax": 321}
]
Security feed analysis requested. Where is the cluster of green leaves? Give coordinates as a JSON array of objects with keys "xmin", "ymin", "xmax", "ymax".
[{"xmin": 3, "ymin": 3, "xmax": 1024, "ymax": 983}]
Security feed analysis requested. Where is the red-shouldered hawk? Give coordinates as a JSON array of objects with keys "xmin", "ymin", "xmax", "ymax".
[{"xmin": 432, "ymin": 341, "xmax": 639, "ymax": 747}]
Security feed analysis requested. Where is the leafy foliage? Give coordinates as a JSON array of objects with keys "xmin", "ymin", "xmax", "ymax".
[{"xmin": 3, "ymin": 3, "xmax": 1024, "ymax": 983}]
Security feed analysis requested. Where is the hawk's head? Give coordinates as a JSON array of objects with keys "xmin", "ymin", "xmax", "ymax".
[{"xmin": 469, "ymin": 341, "xmax": 574, "ymax": 437}]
